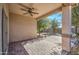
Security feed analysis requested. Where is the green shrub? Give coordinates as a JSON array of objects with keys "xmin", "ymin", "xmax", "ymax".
[{"xmin": 76, "ymin": 33, "xmax": 79, "ymax": 38}]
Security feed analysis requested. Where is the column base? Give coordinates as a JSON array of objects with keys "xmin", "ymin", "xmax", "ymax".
[
  {"xmin": 62, "ymin": 33, "xmax": 71, "ymax": 54},
  {"xmin": 61, "ymin": 50, "xmax": 71, "ymax": 55}
]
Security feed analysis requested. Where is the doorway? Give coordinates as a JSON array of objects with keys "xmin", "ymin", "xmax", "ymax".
[{"xmin": 2, "ymin": 8, "xmax": 8, "ymax": 54}]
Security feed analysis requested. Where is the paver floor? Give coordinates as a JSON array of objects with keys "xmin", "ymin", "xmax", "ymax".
[
  {"xmin": 22, "ymin": 35, "xmax": 62, "ymax": 55},
  {"xmin": 8, "ymin": 35, "xmax": 62, "ymax": 55}
]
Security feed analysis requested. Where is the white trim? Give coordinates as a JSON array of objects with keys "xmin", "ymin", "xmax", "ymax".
[{"xmin": 0, "ymin": 4, "xmax": 2, "ymax": 55}]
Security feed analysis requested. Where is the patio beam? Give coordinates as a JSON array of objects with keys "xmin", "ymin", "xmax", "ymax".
[
  {"xmin": 62, "ymin": 3, "xmax": 72, "ymax": 54},
  {"xmin": 36, "ymin": 6, "xmax": 62, "ymax": 20}
]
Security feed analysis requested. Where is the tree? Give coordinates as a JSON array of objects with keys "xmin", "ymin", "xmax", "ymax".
[
  {"xmin": 72, "ymin": 5, "xmax": 79, "ymax": 34},
  {"xmin": 51, "ymin": 19, "xmax": 59, "ymax": 34},
  {"xmin": 37, "ymin": 18, "xmax": 50, "ymax": 35}
]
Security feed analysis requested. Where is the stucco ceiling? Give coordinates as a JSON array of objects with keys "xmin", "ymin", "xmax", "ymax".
[{"xmin": 8, "ymin": 3, "xmax": 62, "ymax": 19}]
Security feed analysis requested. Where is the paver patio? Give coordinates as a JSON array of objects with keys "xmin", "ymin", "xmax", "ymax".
[
  {"xmin": 22, "ymin": 35, "xmax": 62, "ymax": 55},
  {"xmin": 8, "ymin": 35, "xmax": 62, "ymax": 55}
]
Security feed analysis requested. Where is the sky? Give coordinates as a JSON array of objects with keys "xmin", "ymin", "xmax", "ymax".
[{"xmin": 47, "ymin": 13, "xmax": 62, "ymax": 28}]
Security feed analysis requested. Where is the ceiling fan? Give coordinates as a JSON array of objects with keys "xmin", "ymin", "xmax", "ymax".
[{"xmin": 18, "ymin": 3, "xmax": 39, "ymax": 16}]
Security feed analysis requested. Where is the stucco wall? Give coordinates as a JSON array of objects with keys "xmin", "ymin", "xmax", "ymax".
[{"xmin": 9, "ymin": 13, "xmax": 37, "ymax": 42}]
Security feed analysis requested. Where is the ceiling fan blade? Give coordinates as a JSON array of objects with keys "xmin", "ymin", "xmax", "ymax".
[
  {"xmin": 20, "ymin": 8, "xmax": 28, "ymax": 11},
  {"xmin": 24, "ymin": 12, "xmax": 33, "ymax": 16},
  {"xmin": 29, "ymin": 7, "xmax": 38, "ymax": 11},
  {"xmin": 33, "ymin": 8, "xmax": 38, "ymax": 11},
  {"xmin": 30, "ymin": 13, "xmax": 33, "ymax": 16},
  {"xmin": 18, "ymin": 3, "xmax": 30, "ymax": 9},
  {"xmin": 23, "ymin": 13, "xmax": 28, "ymax": 15},
  {"xmin": 31, "ymin": 12, "xmax": 39, "ymax": 14}
]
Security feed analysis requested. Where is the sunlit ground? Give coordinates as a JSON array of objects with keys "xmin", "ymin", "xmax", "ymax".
[{"xmin": 22, "ymin": 34, "xmax": 62, "ymax": 55}]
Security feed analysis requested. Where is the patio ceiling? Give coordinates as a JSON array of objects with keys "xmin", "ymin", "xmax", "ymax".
[{"xmin": 8, "ymin": 3, "xmax": 62, "ymax": 19}]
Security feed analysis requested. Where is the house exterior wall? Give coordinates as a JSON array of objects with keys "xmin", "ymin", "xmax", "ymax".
[{"xmin": 9, "ymin": 13, "xmax": 37, "ymax": 42}]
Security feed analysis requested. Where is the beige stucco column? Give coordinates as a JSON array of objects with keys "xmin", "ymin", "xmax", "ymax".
[{"xmin": 62, "ymin": 4, "xmax": 72, "ymax": 54}]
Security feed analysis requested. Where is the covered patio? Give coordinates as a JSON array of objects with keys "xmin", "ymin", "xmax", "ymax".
[{"xmin": 0, "ymin": 3, "xmax": 75, "ymax": 55}]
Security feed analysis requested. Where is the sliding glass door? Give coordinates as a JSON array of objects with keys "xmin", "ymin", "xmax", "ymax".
[{"xmin": 2, "ymin": 8, "xmax": 8, "ymax": 55}]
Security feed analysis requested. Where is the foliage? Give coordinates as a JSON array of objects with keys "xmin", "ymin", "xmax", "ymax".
[
  {"xmin": 72, "ymin": 6, "xmax": 79, "ymax": 26},
  {"xmin": 51, "ymin": 19, "xmax": 60, "ymax": 33},
  {"xmin": 37, "ymin": 18, "xmax": 51, "ymax": 34},
  {"xmin": 72, "ymin": 4, "xmax": 79, "ymax": 54},
  {"xmin": 72, "ymin": 5, "xmax": 79, "ymax": 34}
]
